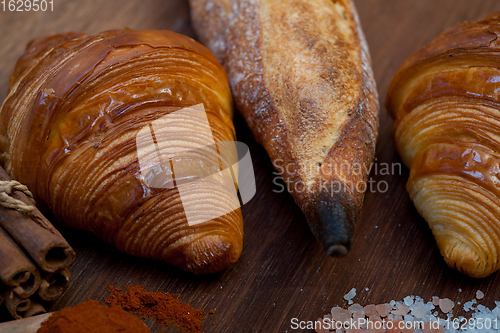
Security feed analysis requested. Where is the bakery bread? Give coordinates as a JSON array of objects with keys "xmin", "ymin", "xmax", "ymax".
[
  {"xmin": 189, "ymin": 0, "xmax": 379, "ymax": 255},
  {"xmin": 0, "ymin": 29, "xmax": 243, "ymax": 274},
  {"xmin": 387, "ymin": 13, "xmax": 500, "ymax": 278}
]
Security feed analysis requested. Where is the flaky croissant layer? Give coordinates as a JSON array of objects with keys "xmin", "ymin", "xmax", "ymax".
[
  {"xmin": 387, "ymin": 13, "xmax": 500, "ymax": 278},
  {"xmin": 0, "ymin": 29, "xmax": 243, "ymax": 274}
]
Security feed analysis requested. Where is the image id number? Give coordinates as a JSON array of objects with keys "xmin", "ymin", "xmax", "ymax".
[{"xmin": 2, "ymin": 0, "xmax": 53, "ymax": 11}]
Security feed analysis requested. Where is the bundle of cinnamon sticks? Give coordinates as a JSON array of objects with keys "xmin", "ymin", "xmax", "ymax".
[{"xmin": 0, "ymin": 167, "xmax": 75, "ymax": 319}]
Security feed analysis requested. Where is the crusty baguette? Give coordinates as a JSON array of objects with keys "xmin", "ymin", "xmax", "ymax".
[{"xmin": 189, "ymin": 0, "xmax": 379, "ymax": 255}]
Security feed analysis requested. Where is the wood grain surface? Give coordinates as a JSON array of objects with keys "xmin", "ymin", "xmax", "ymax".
[{"xmin": 1, "ymin": 1, "xmax": 500, "ymax": 332}]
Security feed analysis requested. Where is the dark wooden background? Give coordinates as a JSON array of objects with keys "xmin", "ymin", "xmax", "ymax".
[{"xmin": 1, "ymin": 1, "xmax": 500, "ymax": 332}]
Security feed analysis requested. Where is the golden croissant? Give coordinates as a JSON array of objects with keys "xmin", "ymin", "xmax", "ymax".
[
  {"xmin": 0, "ymin": 29, "xmax": 244, "ymax": 274},
  {"xmin": 387, "ymin": 13, "xmax": 500, "ymax": 278}
]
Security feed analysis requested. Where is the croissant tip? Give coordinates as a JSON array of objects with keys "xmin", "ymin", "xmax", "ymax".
[
  {"xmin": 179, "ymin": 234, "xmax": 242, "ymax": 275},
  {"xmin": 437, "ymin": 237, "xmax": 494, "ymax": 279}
]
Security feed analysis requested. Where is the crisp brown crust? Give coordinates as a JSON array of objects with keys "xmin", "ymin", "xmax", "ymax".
[{"xmin": 189, "ymin": 0, "xmax": 379, "ymax": 253}]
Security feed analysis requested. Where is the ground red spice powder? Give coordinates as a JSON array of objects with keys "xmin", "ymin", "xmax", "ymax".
[
  {"xmin": 105, "ymin": 285, "xmax": 207, "ymax": 333},
  {"xmin": 36, "ymin": 299, "xmax": 150, "ymax": 333}
]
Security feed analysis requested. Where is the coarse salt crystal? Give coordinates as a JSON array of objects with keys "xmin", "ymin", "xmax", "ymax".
[
  {"xmin": 424, "ymin": 301, "xmax": 435, "ymax": 312},
  {"xmin": 404, "ymin": 296, "xmax": 414, "ymax": 307},
  {"xmin": 364, "ymin": 304, "xmax": 378, "ymax": 317},
  {"xmin": 332, "ymin": 308, "xmax": 350, "ymax": 323},
  {"xmin": 424, "ymin": 314, "xmax": 437, "ymax": 323},
  {"xmin": 352, "ymin": 309, "xmax": 365, "ymax": 321},
  {"xmin": 330, "ymin": 306, "xmax": 342, "ymax": 316},
  {"xmin": 344, "ymin": 288, "xmax": 356, "ymax": 301},
  {"xmin": 477, "ymin": 304, "xmax": 488, "ymax": 313},
  {"xmin": 376, "ymin": 303, "xmax": 392, "ymax": 317},
  {"xmin": 348, "ymin": 303, "xmax": 364, "ymax": 313},
  {"xmin": 464, "ymin": 301, "xmax": 474, "ymax": 312},
  {"xmin": 432, "ymin": 296, "xmax": 440, "ymax": 306},
  {"xmin": 404, "ymin": 313, "xmax": 415, "ymax": 322},
  {"xmin": 438, "ymin": 298, "xmax": 454, "ymax": 313},
  {"xmin": 476, "ymin": 290, "xmax": 485, "ymax": 300},
  {"xmin": 331, "ymin": 306, "xmax": 342, "ymax": 317},
  {"xmin": 411, "ymin": 301, "xmax": 426, "ymax": 319},
  {"xmin": 391, "ymin": 304, "xmax": 409, "ymax": 316}
]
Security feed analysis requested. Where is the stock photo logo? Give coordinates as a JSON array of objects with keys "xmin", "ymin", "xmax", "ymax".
[{"xmin": 136, "ymin": 104, "xmax": 256, "ymax": 226}]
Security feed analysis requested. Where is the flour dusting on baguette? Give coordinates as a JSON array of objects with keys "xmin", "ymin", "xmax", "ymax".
[{"xmin": 190, "ymin": 0, "xmax": 379, "ymax": 255}]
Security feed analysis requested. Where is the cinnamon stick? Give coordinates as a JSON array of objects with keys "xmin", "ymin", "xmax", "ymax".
[
  {"xmin": 3, "ymin": 290, "xmax": 32, "ymax": 319},
  {"xmin": 37, "ymin": 268, "xmax": 70, "ymax": 301},
  {"xmin": 0, "ymin": 167, "xmax": 75, "ymax": 273},
  {"xmin": 0, "ymin": 227, "xmax": 41, "ymax": 298},
  {"xmin": 24, "ymin": 300, "xmax": 46, "ymax": 318}
]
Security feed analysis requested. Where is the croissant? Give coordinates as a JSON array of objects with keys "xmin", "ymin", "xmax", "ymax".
[
  {"xmin": 387, "ymin": 13, "xmax": 500, "ymax": 278},
  {"xmin": 0, "ymin": 29, "xmax": 244, "ymax": 274},
  {"xmin": 189, "ymin": 0, "xmax": 379, "ymax": 255}
]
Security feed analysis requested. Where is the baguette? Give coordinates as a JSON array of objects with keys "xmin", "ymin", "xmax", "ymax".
[{"xmin": 189, "ymin": 0, "xmax": 379, "ymax": 254}]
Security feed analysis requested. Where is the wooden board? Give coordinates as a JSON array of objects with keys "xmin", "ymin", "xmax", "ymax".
[{"xmin": 1, "ymin": 0, "xmax": 500, "ymax": 332}]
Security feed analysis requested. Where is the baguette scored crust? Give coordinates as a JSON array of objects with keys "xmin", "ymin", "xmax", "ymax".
[{"xmin": 189, "ymin": 0, "xmax": 379, "ymax": 254}]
